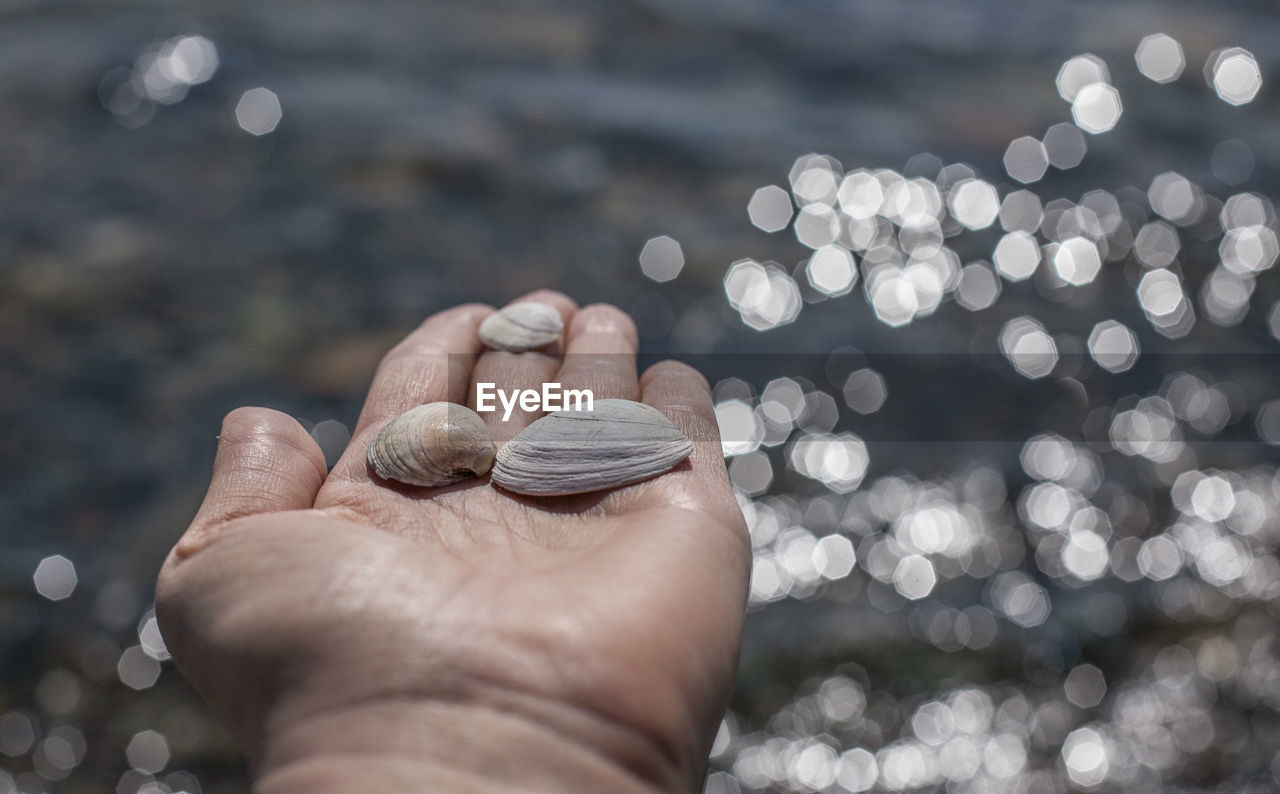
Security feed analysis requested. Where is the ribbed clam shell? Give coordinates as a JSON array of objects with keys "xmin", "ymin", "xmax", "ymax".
[
  {"xmin": 491, "ymin": 399, "xmax": 693, "ymax": 496},
  {"xmin": 478, "ymin": 302, "xmax": 564, "ymax": 352},
  {"xmin": 366, "ymin": 402, "xmax": 495, "ymax": 487}
]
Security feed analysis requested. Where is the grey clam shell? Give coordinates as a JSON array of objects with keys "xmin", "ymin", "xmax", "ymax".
[
  {"xmin": 478, "ymin": 302, "xmax": 564, "ymax": 352},
  {"xmin": 366, "ymin": 402, "xmax": 495, "ymax": 487},
  {"xmin": 491, "ymin": 399, "xmax": 693, "ymax": 496}
]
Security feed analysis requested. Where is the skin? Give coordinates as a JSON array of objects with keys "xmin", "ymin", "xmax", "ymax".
[{"xmin": 155, "ymin": 291, "xmax": 751, "ymax": 793}]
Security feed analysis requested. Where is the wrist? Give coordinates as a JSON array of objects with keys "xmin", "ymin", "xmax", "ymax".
[{"xmin": 252, "ymin": 693, "xmax": 690, "ymax": 794}]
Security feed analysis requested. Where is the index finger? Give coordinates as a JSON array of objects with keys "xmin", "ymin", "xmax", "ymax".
[{"xmin": 327, "ymin": 304, "xmax": 492, "ymax": 484}]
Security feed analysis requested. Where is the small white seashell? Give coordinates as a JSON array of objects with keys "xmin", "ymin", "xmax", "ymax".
[
  {"xmin": 491, "ymin": 399, "xmax": 693, "ymax": 496},
  {"xmin": 478, "ymin": 302, "xmax": 564, "ymax": 352},
  {"xmin": 367, "ymin": 402, "xmax": 495, "ymax": 487}
]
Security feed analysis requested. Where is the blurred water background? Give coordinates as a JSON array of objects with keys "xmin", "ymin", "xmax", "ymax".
[{"xmin": 3, "ymin": 1, "xmax": 1280, "ymax": 792}]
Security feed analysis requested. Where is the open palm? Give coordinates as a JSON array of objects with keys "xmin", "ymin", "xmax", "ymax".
[{"xmin": 156, "ymin": 292, "xmax": 749, "ymax": 794}]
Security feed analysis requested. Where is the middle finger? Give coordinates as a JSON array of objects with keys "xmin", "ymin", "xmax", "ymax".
[
  {"xmin": 468, "ymin": 290, "xmax": 577, "ymax": 444},
  {"xmin": 553, "ymin": 304, "xmax": 641, "ymax": 403}
]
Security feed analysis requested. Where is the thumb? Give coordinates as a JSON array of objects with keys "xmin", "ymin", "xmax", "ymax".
[{"xmin": 176, "ymin": 406, "xmax": 328, "ymax": 557}]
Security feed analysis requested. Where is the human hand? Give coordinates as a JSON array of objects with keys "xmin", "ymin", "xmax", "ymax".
[{"xmin": 156, "ymin": 292, "xmax": 750, "ymax": 794}]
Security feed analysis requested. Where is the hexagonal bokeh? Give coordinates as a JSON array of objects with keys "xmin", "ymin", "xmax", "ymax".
[
  {"xmin": 747, "ymin": 185, "xmax": 794, "ymax": 233},
  {"xmin": 813, "ymin": 535, "xmax": 856, "ymax": 580},
  {"xmin": 867, "ymin": 270, "xmax": 918, "ymax": 328},
  {"xmin": 1200, "ymin": 265, "xmax": 1253, "ymax": 327},
  {"xmin": 1043, "ymin": 122, "xmax": 1087, "ymax": 169},
  {"xmin": 1052, "ymin": 237, "xmax": 1101, "ymax": 286},
  {"xmin": 761, "ymin": 377, "xmax": 806, "ymax": 424},
  {"xmin": 1220, "ymin": 226, "xmax": 1277, "ymax": 277},
  {"xmin": 1148, "ymin": 171, "xmax": 1202, "ymax": 225},
  {"xmin": 788, "ymin": 432, "xmax": 868, "ymax": 493},
  {"xmin": 1189, "ymin": 474, "xmax": 1234, "ymax": 522},
  {"xmin": 791, "ymin": 165, "xmax": 839, "ymax": 207},
  {"xmin": 1071, "ymin": 83, "xmax": 1123, "ymax": 134},
  {"xmin": 234, "ymin": 86, "xmax": 282, "ymax": 135},
  {"xmin": 1133, "ymin": 220, "xmax": 1180, "ymax": 268},
  {"xmin": 33, "ymin": 555, "xmax": 77, "ymax": 601},
  {"xmin": 0, "ymin": 712, "xmax": 36, "ymax": 757},
  {"xmin": 1208, "ymin": 47, "xmax": 1262, "ymax": 105},
  {"xmin": 1063, "ymin": 727, "xmax": 1109, "ymax": 787},
  {"xmin": 955, "ymin": 262, "xmax": 1001, "ymax": 311},
  {"xmin": 125, "ymin": 729, "xmax": 170, "ymax": 774},
  {"xmin": 723, "ymin": 259, "xmax": 802, "ymax": 331},
  {"xmin": 898, "ymin": 218, "xmax": 942, "ymax": 258},
  {"xmin": 842, "ymin": 368, "xmax": 887, "ymax": 414},
  {"xmin": 1055, "ymin": 54, "xmax": 1110, "ymax": 102},
  {"xmin": 892, "ymin": 554, "xmax": 937, "ymax": 600},
  {"xmin": 805, "ymin": 245, "xmax": 857, "ymax": 297},
  {"xmin": 1136, "ymin": 269, "xmax": 1185, "ymax": 319},
  {"xmin": 1000, "ymin": 316, "xmax": 1058, "ymax": 379},
  {"xmin": 1087, "ymin": 320, "xmax": 1140, "ymax": 373},
  {"xmin": 793, "ymin": 203, "xmax": 840, "ymax": 249},
  {"xmin": 947, "ymin": 179, "xmax": 999, "ymax": 230},
  {"xmin": 1003, "ymin": 136, "xmax": 1049, "ymax": 184},
  {"xmin": 993, "ymin": 230, "xmax": 1041, "ymax": 282},
  {"xmin": 1135, "ymin": 33, "xmax": 1184, "ymax": 83},
  {"xmin": 638, "ymin": 234, "xmax": 684, "ymax": 282},
  {"xmin": 882, "ymin": 176, "xmax": 942, "ymax": 227},
  {"xmin": 999, "ymin": 190, "xmax": 1045, "ymax": 233},
  {"xmin": 34, "ymin": 730, "xmax": 81, "ymax": 780},
  {"xmin": 116, "ymin": 646, "xmax": 162, "ymax": 691},
  {"xmin": 1220, "ymin": 192, "xmax": 1274, "ymax": 230},
  {"xmin": 837, "ymin": 170, "xmax": 884, "ymax": 219},
  {"xmin": 728, "ymin": 451, "xmax": 772, "ymax": 496},
  {"xmin": 789, "ymin": 153, "xmax": 842, "ymax": 201},
  {"xmin": 1136, "ymin": 268, "xmax": 1194, "ymax": 338}
]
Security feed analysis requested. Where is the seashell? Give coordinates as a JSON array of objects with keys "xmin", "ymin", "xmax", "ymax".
[
  {"xmin": 491, "ymin": 399, "xmax": 693, "ymax": 496},
  {"xmin": 478, "ymin": 302, "xmax": 564, "ymax": 352},
  {"xmin": 366, "ymin": 402, "xmax": 495, "ymax": 487}
]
